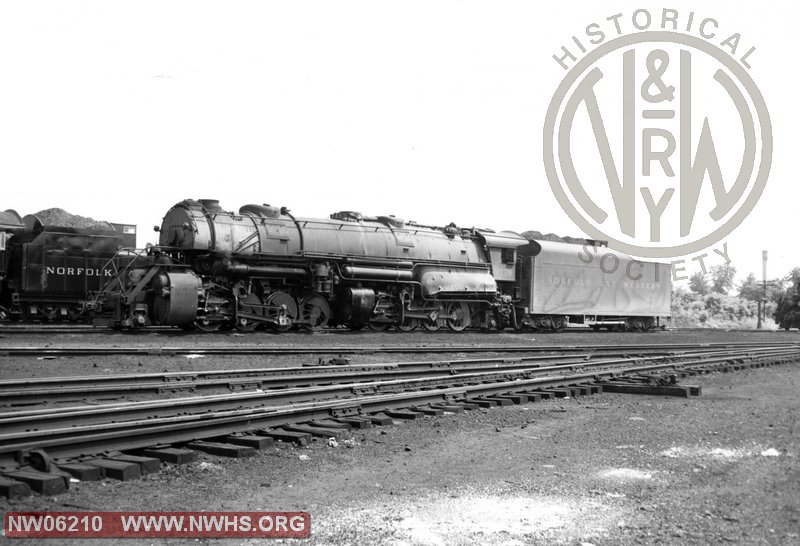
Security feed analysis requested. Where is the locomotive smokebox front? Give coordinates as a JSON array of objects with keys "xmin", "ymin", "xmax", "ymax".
[{"xmin": 158, "ymin": 200, "xmax": 213, "ymax": 250}]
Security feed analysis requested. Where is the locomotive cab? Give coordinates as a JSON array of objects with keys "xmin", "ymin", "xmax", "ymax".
[{"xmin": 477, "ymin": 230, "xmax": 527, "ymax": 284}]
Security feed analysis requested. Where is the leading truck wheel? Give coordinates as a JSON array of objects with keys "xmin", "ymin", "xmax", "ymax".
[
  {"xmin": 194, "ymin": 317, "xmax": 222, "ymax": 332},
  {"xmin": 367, "ymin": 321, "xmax": 391, "ymax": 332},
  {"xmin": 235, "ymin": 317, "xmax": 258, "ymax": 332},
  {"xmin": 235, "ymin": 292, "xmax": 262, "ymax": 332}
]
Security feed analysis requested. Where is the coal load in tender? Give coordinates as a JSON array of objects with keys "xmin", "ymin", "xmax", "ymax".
[
  {"xmin": 521, "ymin": 230, "xmax": 587, "ymax": 245},
  {"xmin": 31, "ymin": 208, "xmax": 112, "ymax": 230}
]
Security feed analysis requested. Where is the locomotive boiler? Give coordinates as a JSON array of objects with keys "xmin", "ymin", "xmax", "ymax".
[{"xmin": 90, "ymin": 198, "xmax": 671, "ymax": 332}]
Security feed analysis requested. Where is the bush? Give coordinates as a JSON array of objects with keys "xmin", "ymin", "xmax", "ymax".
[{"xmin": 670, "ymin": 287, "xmax": 774, "ymax": 329}]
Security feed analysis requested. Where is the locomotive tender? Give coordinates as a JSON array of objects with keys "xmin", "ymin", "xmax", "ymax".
[
  {"xmin": 90, "ymin": 199, "xmax": 672, "ymax": 332},
  {"xmin": 0, "ymin": 209, "xmax": 136, "ymax": 321}
]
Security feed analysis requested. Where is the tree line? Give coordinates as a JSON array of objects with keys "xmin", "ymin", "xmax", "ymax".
[{"xmin": 672, "ymin": 265, "xmax": 800, "ymax": 328}]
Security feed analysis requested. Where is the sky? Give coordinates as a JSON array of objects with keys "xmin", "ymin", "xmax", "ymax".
[{"xmin": 0, "ymin": 1, "xmax": 795, "ymax": 284}]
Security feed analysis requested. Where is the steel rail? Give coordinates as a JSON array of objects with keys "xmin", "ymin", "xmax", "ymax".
[
  {"xmin": 1, "ymin": 346, "xmax": 796, "ymax": 436},
  {"xmin": 1, "ymin": 345, "xmax": 778, "ymax": 406},
  {"xmin": 2, "ymin": 348, "xmax": 798, "ymax": 463},
  {"xmin": 0, "ymin": 353, "xmax": 594, "ymax": 406},
  {"xmin": 0, "ymin": 340, "xmax": 798, "ymax": 357}
]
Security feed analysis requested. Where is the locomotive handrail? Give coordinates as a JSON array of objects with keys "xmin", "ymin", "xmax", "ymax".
[
  {"xmin": 91, "ymin": 247, "xmax": 144, "ymax": 295},
  {"xmin": 301, "ymin": 251, "xmax": 490, "ymax": 269},
  {"xmin": 282, "ymin": 209, "xmax": 305, "ymax": 253},
  {"xmin": 92, "ymin": 246, "xmax": 184, "ymax": 296}
]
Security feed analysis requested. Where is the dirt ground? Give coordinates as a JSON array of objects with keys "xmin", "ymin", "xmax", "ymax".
[{"xmin": 0, "ymin": 330, "xmax": 799, "ymax": 545}]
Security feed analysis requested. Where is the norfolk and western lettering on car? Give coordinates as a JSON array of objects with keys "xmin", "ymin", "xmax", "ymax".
[{"xmin": 45, "ymin": 267, "xmax": 114, "ymax": 277}]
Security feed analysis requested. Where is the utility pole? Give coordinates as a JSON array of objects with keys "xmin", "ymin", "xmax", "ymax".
[{"xmin": 758, "ymin": 250, "xmax": 767, "ymax": 329}]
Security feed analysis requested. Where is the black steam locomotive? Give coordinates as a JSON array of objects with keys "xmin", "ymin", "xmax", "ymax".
[{"xmin": 88, "ymin": 199, "xmax": 672, "ymax": 332}]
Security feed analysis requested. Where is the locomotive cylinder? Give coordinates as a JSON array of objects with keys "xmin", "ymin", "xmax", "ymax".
[
  {"xmin": 337, "ymin": 287, "xmax": 376, "ymax": 325},
  {"xmin": 150, "ymin": 271, "xmax": 202, "ymax": 326}
]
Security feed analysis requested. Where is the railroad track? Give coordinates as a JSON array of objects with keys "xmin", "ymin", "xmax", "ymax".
[
  {"xmin": 1, "ymin": 343, "xmax": 797, "ymax": 474},
  {"xmin": 0, "ymin": 353, "xmax": 593, "ymax": 406},
  {"xmin": 0, "ymin": 324, "xmax": 789, "ymax": 335},
  {"xmin": 2, "ymin": 346, "xmax": 783, "ymax": 415},
  {"xmin": 0, "ymin": 340, "xmax": 796, "ymax": 357},
  {"xmin": 0, "ymin": 345, "xmax": 793, "ymax": 407}
]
